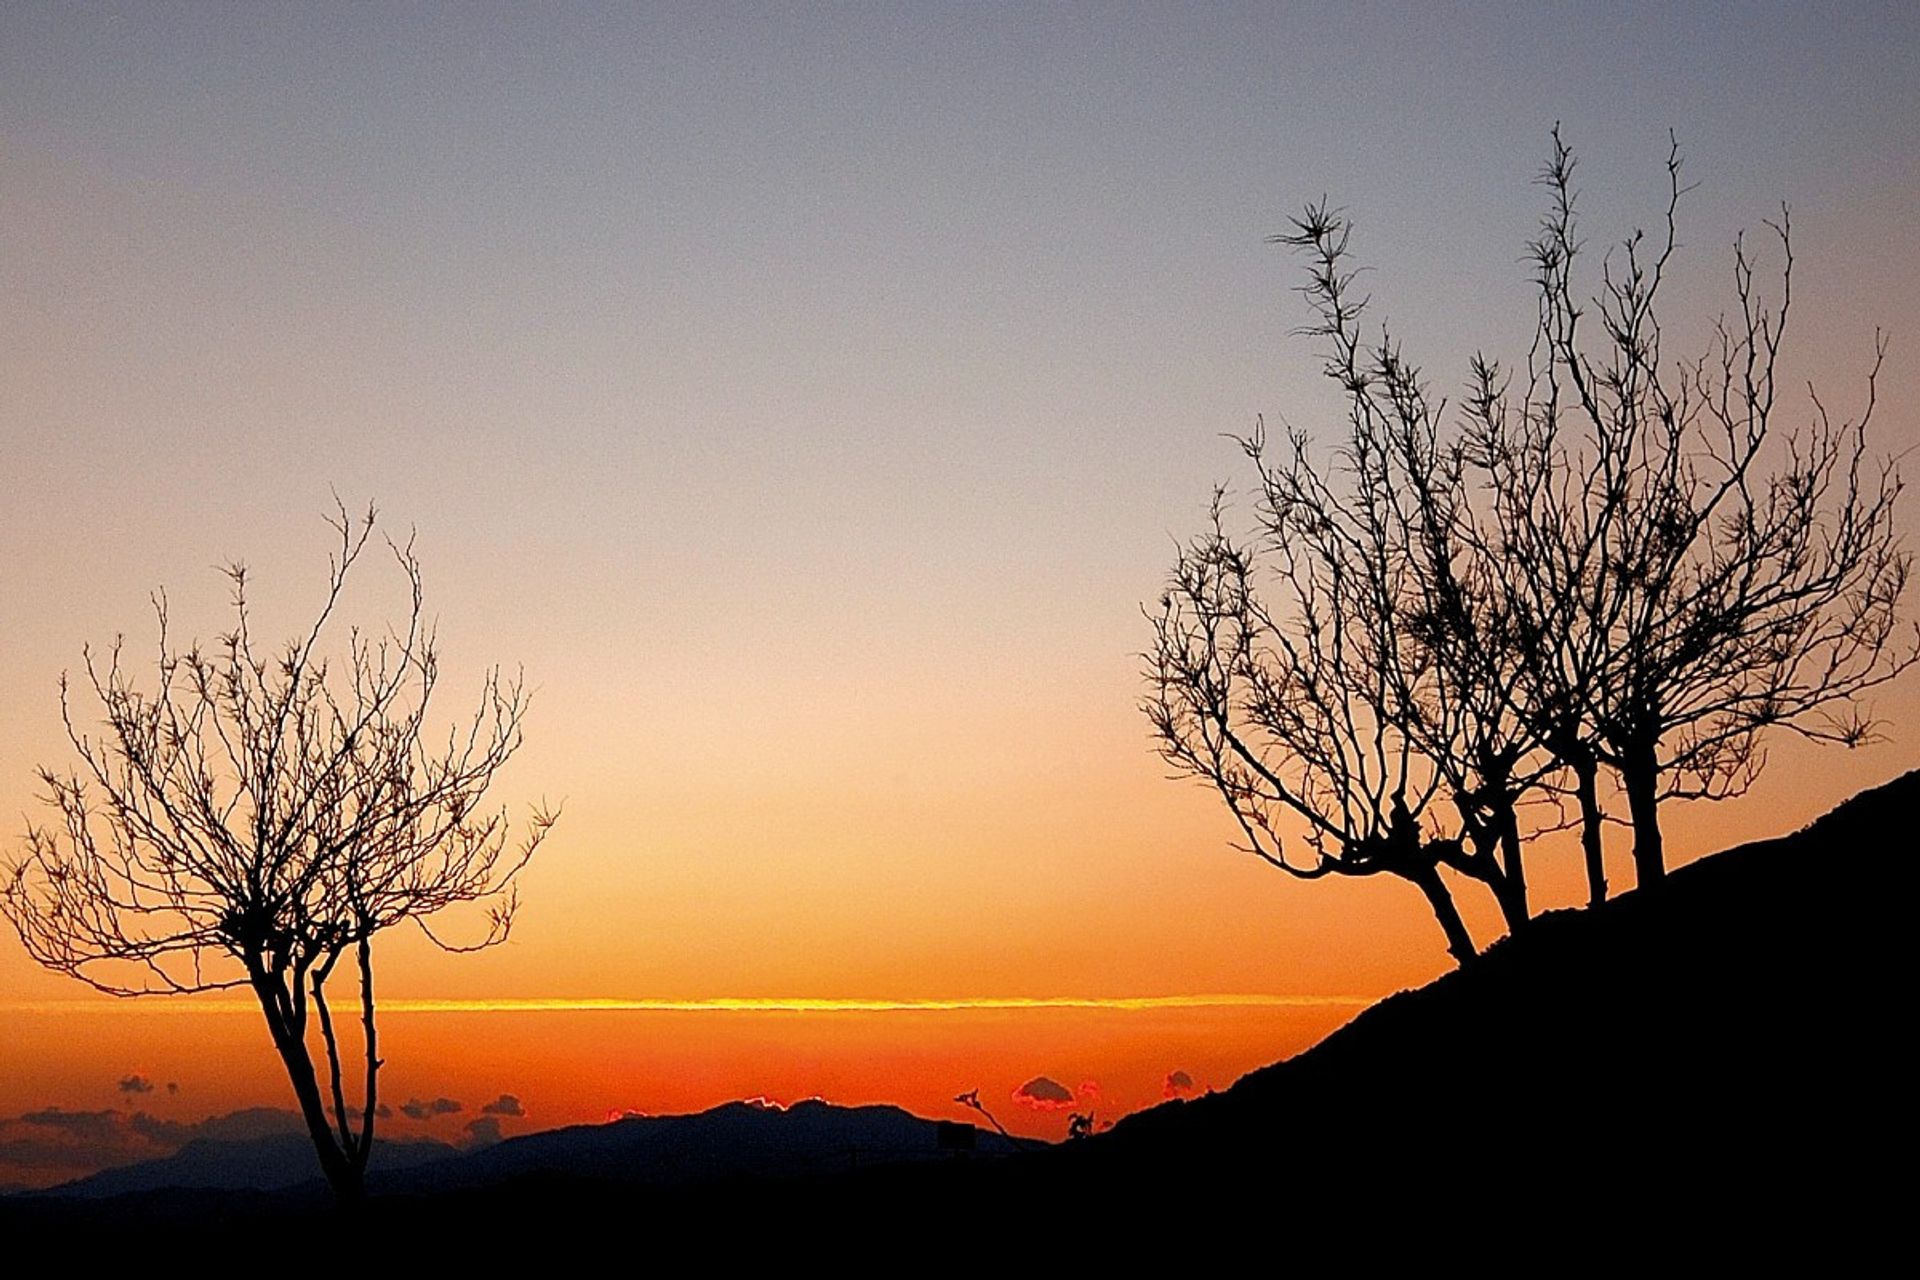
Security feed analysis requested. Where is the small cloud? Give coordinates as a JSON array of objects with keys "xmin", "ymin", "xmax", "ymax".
[
  {"xmin": 166, "ymin": 1082, "xmax": 179, "ymax": 1096},
  {"xmin": 1164, "ymin": 1070, "xmax": 1196, "ymax": 1099},
  {"xmin": 375, "ymin": 1103, "xmax": 393, "ymax": 1119},
  {"xmin": 116, "ymin": 1075, "xmax": 155, "ymax": 1096},
  {"xmin": 480, "ymin": 1094, "xmax": 525, "ymax": 1118},
  {"xmin": 399, "ymin": 1097, "xmax": 464, "ymax": 1122},
  {"xmin": 463, "ymin": 1117, "xmax": 504, "ymax": 1149},
  {"xmin": 1013, "ymin": 1077, "xmax": 1077, "ymax": 1111}
]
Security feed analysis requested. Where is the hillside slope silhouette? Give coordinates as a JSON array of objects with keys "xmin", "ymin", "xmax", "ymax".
[{"xmin": 523, "ymin": 768, "xmax": 1910, "ymax": 1250}]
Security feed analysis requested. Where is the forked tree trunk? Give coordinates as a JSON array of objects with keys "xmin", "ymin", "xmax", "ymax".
[
  {"xmin": 249, "ymin": 969, "xmax": 366, "ymax": 1211},
  {"xmin": 1619, "ymin": 737, "xmax": 1665, "ymax": 890},
  {"xmin": 1450, "ymin": 790, "xmax": 1527, "ymax": 934}
]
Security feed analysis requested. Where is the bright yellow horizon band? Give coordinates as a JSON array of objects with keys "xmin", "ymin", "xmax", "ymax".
[{"xmin": 0, "ymin": 993, "xmax": 1375, "ymax": 1016}]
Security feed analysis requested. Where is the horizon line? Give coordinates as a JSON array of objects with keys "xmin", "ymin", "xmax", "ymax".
[{"xmin": 0, "ymin": 993, "xmax": 1377, "ymax": 1016}]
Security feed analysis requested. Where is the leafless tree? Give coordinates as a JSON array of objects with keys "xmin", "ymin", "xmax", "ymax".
[
  {"xmin": 1276, "ymin": 203, "xmax": 1561, "ymax": 931},
  {"xmin": 1149, "ymin": 128, "xmax": 1910, "ymax": 943},
  {"xmin": 954, "ymin": 1089, "xmax": 1032, "ymax": 1151},
  {"xmin": 1459, "ymin": 342, "xmax": 1618, "ymax": 907},
  {"xmin": 1146, "ymin": 469, "xmax": 1495, "ymax": 967},
  {"xmin": 1, "ymin": 504, "xmax": 556, "ymax": 1209},
  {"xmin": 1471, "ymin": 128, "xmax": 1916, "ymax": 889},
  {"xmin": 1146, "ymin": 202, "xmax": 1557, "ymax": 964}
]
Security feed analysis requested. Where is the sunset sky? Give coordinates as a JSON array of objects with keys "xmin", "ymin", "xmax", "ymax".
[{"xmin": 3, "ymin": 3, "xmax": 1917, "ymax": 1178}]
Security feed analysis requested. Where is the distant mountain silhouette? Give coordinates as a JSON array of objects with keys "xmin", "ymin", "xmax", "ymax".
[
  {"xmin": 22, "ymin": 1097, "xmax": 1020, "ymax": 1206},
  {"xmin": 378, "ymin": 1098, "xmax": 1022, "ymax": 1196},
  {"xmin": 5, "ymin": 770, "xmax": 1910, "ymax": 1259},
  {"xmin": 149, "ymin": 1106, "xmax": 307, "ymax": 1145},
  {"xmin": 46, "ymin": 1130, "xmax": 460, "ymax": 1200}
]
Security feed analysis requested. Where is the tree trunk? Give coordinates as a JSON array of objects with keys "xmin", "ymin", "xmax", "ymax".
[
  {"xmin": 1449, "ymin": 786, "xmax": 1526, "ymax": 933},
  {"xmin": 1407, "ymin": 866, "xmax": 1477, "ymax": 966},
  {"xmin": 355, "ymin": 932, "xmax": 380, "ymax": 1160},
  {"xmin": 249, "ymin": 971, "xmax": 364, "ymax": 1210},
  {"xmin": 1490, "ymin": 793, "xmax": 1529, "ymax": 931},
  {"xmin": 1620, "ymin": 738, "xmax": 1665, "ymax": 890},
  {"xmin": 1571, "ymin": 752, "xmax": 1607, "ymax": 907}
]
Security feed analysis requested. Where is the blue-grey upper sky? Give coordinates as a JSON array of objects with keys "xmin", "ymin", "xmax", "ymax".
[{"xmin": 6, "ymin": 5, "xmax": 1914, "ymax": 549}]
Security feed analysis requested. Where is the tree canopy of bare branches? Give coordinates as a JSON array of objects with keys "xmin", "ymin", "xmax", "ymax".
[
  {"xmin": 1149, "ymin": 127, "xmax": 1912, "ymax": 958},
  {"xmin": 1147, "ymin": 203, "xmax": 1551, "ymax": 964},
  {"xmin": 1473, "ymin": 128, "xmax": 1916, "ymax": 887},
  {"xmin": 2, "ymin": 504, "xmax": 556, "ymax": 1207},
  {"xmin": 1147, "ymin": 472, "xmax": 1485, "ymax": 964}
]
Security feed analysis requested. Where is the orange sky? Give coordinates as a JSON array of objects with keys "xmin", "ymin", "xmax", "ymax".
[{"xmin": 2, "ymin": 5, "xmax": 1918, "ymax": 1180}]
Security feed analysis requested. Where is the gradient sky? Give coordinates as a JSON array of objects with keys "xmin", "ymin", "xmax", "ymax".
[{"xmin": 3, "ymin": 3, "xmax": 1917, "ymax": 1162}]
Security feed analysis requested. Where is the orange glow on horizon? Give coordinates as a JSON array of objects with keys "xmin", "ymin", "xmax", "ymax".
[
  {"xmin": 0, "ymin": 1000, "xmax": 1362, "ymax": 1187},
  {"xmin": 0, "ymin": 993, "xmax": 1374, "ymax": 1016}
]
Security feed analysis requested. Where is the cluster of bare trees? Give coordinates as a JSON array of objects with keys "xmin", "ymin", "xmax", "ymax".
[
  {"xmin": 1, "ymin": 503, "xmax": 555, "ymax": 1207},
  {"xmin": 0, "ymin": 130, "xmax": 1911, "ymax": 1216},
  {"xmin": 1148, "ymin": 131, "xmax": 1915, "ymax": 964}
]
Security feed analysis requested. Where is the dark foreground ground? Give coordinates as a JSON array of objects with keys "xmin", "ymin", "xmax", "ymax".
[{"xmin": 8, "ymin": 770, "xmax": 1912, "ymax": 1261}]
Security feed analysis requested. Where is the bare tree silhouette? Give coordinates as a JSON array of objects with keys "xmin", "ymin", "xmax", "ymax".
[
  {"xmin": 1, "ymin": 503, "xmax": 556, "ymax": 1209},
  {"xmin": 1150, "ymin": 127, "xmax": 1913, "ymax": 948},
  {"xmin": 1471, "ymin": 128, "xmax": 1916, "ymax": 888},
  {"xmin": 954, "ymin": 1089, "xmax": 1032, "ymax": 1151},
  {"xmin": 1274, "ymin": 202, "xmax": 1562, "ymax": 931},
  {"xmin": 1147, "ymin": 479, "xmax": 1491, "ymax": 965},
  {"xmin": 1146, "ymin": 204, "xmax": 1558, "ymax": 962}
]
